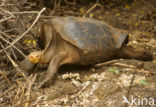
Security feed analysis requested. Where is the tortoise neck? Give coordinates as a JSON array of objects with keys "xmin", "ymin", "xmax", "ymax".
[{"xmin": 40, "ymin": 26, "xmax": 59, "ymax": 63}]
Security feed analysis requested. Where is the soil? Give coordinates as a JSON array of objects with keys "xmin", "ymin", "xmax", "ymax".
[{"xmin": 0, "ymin": 0, "xmax": 156, "ymax": 107}]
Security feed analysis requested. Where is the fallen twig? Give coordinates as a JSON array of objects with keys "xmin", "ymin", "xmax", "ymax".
[
  {"xmin": 113, "ymin": 63, "xmax": 136, "ymax": 69},
  {"xmin": 11, "ymin": 11, "xmax": 38, "ymax": 14},
  {"xmin": 25, "ymin": 74, "xmax": 37, "ymax": 107},
  {"xmin": 142, "ymin": 0, "xmax": 156, "ymax": 10},
  {"xmin": 0, "ymin": 4, "xmax": 15, "ymax": 7},
  {"xmin": 94, "ymin": 60, "xmax": 156, "ymax": 75},
  {"xmin": 0, "ymin": 7, "xmax": 15, "ymax": 17},
  {"xmin": 0, "ymin": 7, "xmax": 15, "ymax": 23},
  {"xmin": 94, "ymin": 59, "xmax": 123, "ymax": 68},
  {"xmin": 83, "ymin": 3, "xmax": 102, "ymax": 17},
  {"xmin": 0, "ymin": 70, "xmax": 11, "ymax": 84},
  {"xmin": 14, "ymin": 99, "xmax": 35, "ymax": 107},
  {"xmin": 125, "ymin": 69, "xmax": 136, "ymax": 107},
  {"xmin": 14, "ymin": 86, "xmax": 20, "ymax": 100},
  {"xmin": 16, "ymin": 80, "xmax": 25, "ymax": 99},
  {"xmin": 1, "ymin": 31, "xmax": 26, "ymax": 52},
  {"xmin": 0, "ymin": 86, "xmax": 14, "ymax": 98},
  {"xmin": 0, "ymin": 32, "xmax": 26, "ymax": 57},
  {"xmin": 0, "ymin": 16, "xmax": 14, "ymax": 23},
  {"xmin": 113, "ymin": 63, "xmax": 156, "ymax": 75}
]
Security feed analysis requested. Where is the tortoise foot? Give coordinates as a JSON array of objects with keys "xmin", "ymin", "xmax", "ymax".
[
  {"xmin": 37, "ymin": 71, "xmax": 54, "ymax": 88},
  {"xmin": 39, "ymin": 78, "xmax": 54, "ymax": 88}
]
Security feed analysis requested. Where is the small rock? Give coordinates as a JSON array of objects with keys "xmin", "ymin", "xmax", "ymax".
[
  {"xmin": 90, "ymin": 68, "xmax": 96, "ymax": 72},
  {"xmin": 62, "ymin": 73, "xmax": 80, "ymax": 80}
]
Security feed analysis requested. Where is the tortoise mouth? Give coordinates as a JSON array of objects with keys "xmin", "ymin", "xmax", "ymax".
[{"xmin": 29, "ymin": 56, "xmax": 40, "ymax": 64}]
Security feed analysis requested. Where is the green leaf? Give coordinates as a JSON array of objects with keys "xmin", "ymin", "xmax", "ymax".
[
  {"xmin": 108, "ymin": 68, "xmax": 120, "ymax": 75},
  {"xmin": 139, "ymin": 80, "xmax": 148, "ymax": 85}
]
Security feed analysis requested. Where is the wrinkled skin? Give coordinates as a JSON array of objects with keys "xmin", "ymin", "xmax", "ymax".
[
  {"xmin": 22, "ymin": 16, "xmax": 153, "ymax": 87},
  {"xmin": 20, "ymin": 56, "xmax": 37, "ymax": 73}
]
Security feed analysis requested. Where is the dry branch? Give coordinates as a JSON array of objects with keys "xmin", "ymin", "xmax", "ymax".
[
  {"xmin": 0, "ymin": 32, "xmax": 26, "ymax": 57},
  {"xmin": 0, "ymin": 86, "xmax": 14, "ymax": 98},
  {"xmin": 0, "ymin": 70, "xmax": 11, "ymax": 84},
  {"xmin": 25, "ymin": 74, "xmax": 37, "ymax": 107},
  {"xmin": 0, "ymin": 43, "xmax": 28, "ymax": 82},
  {"xmin": 142, "ymin": 0, "xmax": 156, "ymax": 10},
  {"xmin": 0, "ymin": 16, "xmax": 14, "ymax": 23},
  {"xmin": 11, "ymin": 11, "xmax": 38, "ymax": 14},
  {"xmin": 94, "ymin": 59, "xmax": 124, "ymax": 68},
  {"xmin": 16, "ymin": 80, "xmax": 25, "ymax": 98},
  {"xmin": 0, "ymin": 7, "xmax": 46, "ymax": 53},
  {"xmin": 0, "ymin": 7, "xmax": 15, "ymax": 17},
  {"xmin": 113, "ymin": 63, "xmax": 156, "ymax": 75},
  {"xmin": 83, "ymin": 3, "xmax": 102, "ymax": 17}
]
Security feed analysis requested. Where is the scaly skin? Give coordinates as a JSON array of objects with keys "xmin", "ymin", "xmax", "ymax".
[{"xmin": 20, "ymin": 56, "xmax": 37, "ymax": 73}]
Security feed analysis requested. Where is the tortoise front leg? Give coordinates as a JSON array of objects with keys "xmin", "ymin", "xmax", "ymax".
[{"xmin": 40, "ymin": 52, "xmax": 67, "ymax": 87}]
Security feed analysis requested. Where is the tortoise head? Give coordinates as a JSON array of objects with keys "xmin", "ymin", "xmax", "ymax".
[{"xmin": 28, "ymin": 51, "xmax": 43, "ymax": 64}]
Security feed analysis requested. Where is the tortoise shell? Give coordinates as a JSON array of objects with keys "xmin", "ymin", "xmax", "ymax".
[{"xmin": 50, "ymin": 16, "xmax": 127, "ymax": 50}]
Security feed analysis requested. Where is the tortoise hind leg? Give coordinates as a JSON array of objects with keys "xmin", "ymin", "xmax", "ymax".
[{"xmin": 118, "ymin": 43, "xmax": 153, "ymax": 61}]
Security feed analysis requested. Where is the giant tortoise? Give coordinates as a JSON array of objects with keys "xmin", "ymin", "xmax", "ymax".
[{"xmin": 24, "ymin": 16, "xmax": 152, "ymax": 87}]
